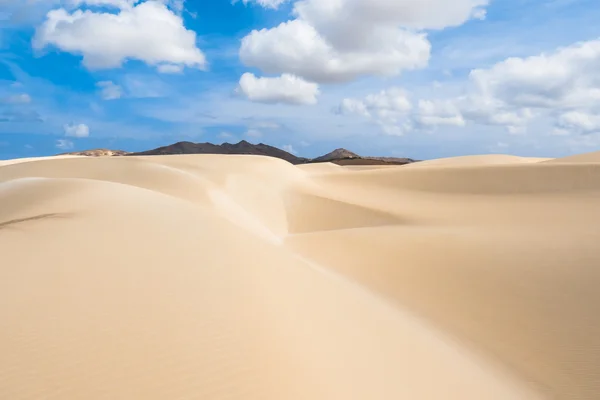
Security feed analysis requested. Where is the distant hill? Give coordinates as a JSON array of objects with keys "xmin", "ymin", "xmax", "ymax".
[
  {"xmin": 312, "ymin": 148, "xmax": 360, "ymax": 163},
  {"xmin": 308, "ymin": 148, "xmax": 415, "ymax": 166},
  {"xmin": 58, "ymin": 141, "xmax": 417, "ymax": 166},
  {"xmin": 59, "ymin": 149, "xmax": 130, "ymax": 157},
  {"xmin": 129, "ymin": 140, "xmax": 309, "ymax": 164}
]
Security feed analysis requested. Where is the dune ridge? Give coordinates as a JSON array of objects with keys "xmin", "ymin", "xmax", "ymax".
[{"xmin": 2, "ymin": 151, "xmax": 600, "ymax": 399}]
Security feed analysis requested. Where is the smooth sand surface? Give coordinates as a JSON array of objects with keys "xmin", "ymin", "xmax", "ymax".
[
  {"xmin": 543, "ymin": 150, "xmax": 600, "ymax": 164},
  {"xmin": 1, "ymin": 152, "xmax": 600, "ymax": 399},
  {"xmin": 404, "ymin": 154, "xmax": 552, "ymax": 168},
  {"xmin": 0, "ymin": 155, "xmax": 84, "ymax": 166}
]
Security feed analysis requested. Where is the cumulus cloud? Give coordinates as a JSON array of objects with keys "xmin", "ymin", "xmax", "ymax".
[
  {"xmin": 238, "ymin": 72, "xmax": 320, "ymax": 105},
  {"xmin": 96, "ymin": 80, "xmax": 122, "ymax": 100},
  {"xmin": 56, "ymin": 139, "xmax": 74, "ymax": 150},
  {"xmin": 64, "ymin": 123, "xmax": 90, "ymax": 137},
  {"xmin": 34, "ymin": 1, "xmax": 206, "ymax": 72},
  {"xmin": 338, "ymin": 87, "xmax": 411, "ymax": 117},
  {"xmin": 469, "ymin": 39, "xmax": 600, "ymax": 110},
  {"xmin": 341, "ymin": 87, "xmax": 530, "ymax": 135},
  {"xmin": 294, "ymin": 0, "xmax": 488, "ymax": 32},
  {"xmin": 241, "ymin": 20, "xmax": 430, "ymax": 83},
  {"xmin": 416, "ymin": 100, "xmax": 465, "ymax": 127},
  {"xmin": 338, "ymin": 88, "xmax": 414, "ymax": 135},
  {"xmin": 459, "ymin": 38, "xmax": 600, "ymax": 133},
  {"xmin": 556, "ymin": 111, "xmax": 600, "ymax": 134},
  {"xmin": 341, "ymin": 38, "xmax": 600, "ymax": 136},
  {"xmin": 338, "ymin": 98, "xmax": 370, "ymax": 118},
  {"xmin": 239, "ymin": 0, "xmax": 487, "ymax": 83}
]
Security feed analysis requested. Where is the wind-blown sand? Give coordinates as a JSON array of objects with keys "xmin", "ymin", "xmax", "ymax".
[{"xmin": 1, "ymin": 152, "xmax": 600, "ymax": 399}]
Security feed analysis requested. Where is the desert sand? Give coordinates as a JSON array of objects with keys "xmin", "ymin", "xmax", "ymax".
[{"xmin": 1, "ymin": 151, "xmax": 600, "ymax": 399}]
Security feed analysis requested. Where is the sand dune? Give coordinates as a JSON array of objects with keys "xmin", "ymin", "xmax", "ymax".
[
  {"xmin": 1, "ymin": 152, "xmax": 600, "ymax": 399},
  {"xmin": 544, "ymin": 149, "xmax": 600, "ymax": 164},
  {"xmin": 296, "ymin": 162, "xmax": 345, "ymax": 174},
  {"xmin": 0, "ymin": 155, "xmax": 84, "ymax": 167},
  {"xmin": 404, "ymin": 153, "xmax": 551, "ymax": 168}
]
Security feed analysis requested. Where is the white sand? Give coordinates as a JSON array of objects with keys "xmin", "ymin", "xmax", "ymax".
[
  {"xmin": 403, "ymin": 154, "xmax": 552, "ymax": 168},
  {"xmin": 1, "ymin": 152, "xmax": 600, "ymax": 399}
]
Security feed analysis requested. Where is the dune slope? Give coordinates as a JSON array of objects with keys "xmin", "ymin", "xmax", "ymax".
[{"xmin": 1, "ymin": 153, "xmax": 599, "ymax": 399}]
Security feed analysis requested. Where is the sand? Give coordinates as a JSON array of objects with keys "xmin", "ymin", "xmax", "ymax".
[{"xmin": 1, "ymin": 151, "xmax": 599, "ymax": 399}]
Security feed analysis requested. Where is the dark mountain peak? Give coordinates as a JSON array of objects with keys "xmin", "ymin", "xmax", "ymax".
[
  {"xmin": 126, "ymin": 141, "xmax": 416, "ymax": 166},
  {"xmin": 129, "ymin": 139, "xmax": 308, "ymax": 164},
  {"xmin": 312, "ymin": 148, "xmax": 360, "ymax": 163}
]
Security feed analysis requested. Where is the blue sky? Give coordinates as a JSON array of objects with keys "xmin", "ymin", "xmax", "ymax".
[{"xmin": 0, "ymin": 0, "xmax": 599, "ymax": 160}]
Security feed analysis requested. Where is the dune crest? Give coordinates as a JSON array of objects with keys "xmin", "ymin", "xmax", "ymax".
[{"xmin": 2, "ymin": 152, "xmax": 600, "ymax": 399}]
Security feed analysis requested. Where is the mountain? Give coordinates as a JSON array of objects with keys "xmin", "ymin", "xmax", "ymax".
[
  {"xmin": 58, "ymin": 141, "xmax": 417, "ymax": 166},
  {"xmin": 129, "ymin": 140, "xmax": 309, "ymax": 164},
  {"xmin": 309, "ymin": 148, "xmax": 416, "ymax": 166},
  {"xmin": 59, "ymin": 149, "xmax": 130, "ymax": 157},
  {"xmin": 311, "ymin": 148, "xmax": 360, "ymax": 163}
]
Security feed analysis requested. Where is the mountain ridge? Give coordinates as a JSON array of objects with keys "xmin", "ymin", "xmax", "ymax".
[{"xmin": 60, "ymin": 141, "xmax": 417, "ymax": 166}]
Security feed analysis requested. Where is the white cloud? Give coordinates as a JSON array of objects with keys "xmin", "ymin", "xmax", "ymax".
[
  {"xmin": 341, "ymin": 87, "xmax": 530, "ymax": 135},
  {"xmin": 239, "ymin": 0, "xmax": 487, "ymax": 83},
  {"xmin": 240, "ymin": 20, "xmax": 430, "ymax": 83},
  {"xmin": 34, "ymin": 1, "xmax": 206, "ymax": 72},
  {"xmin": 282, "ymin": 144, "xmax": 297, "ymax": 154},
  {"xmin": 294, "ymin": 0, "xmax": 488, "ymax": 34},
  {"xmin": 341, "ymin": 38, "xmax": 600, "ymax": 136},
  {"xmin": 238, "ymin": 72, "xmax": 320, "ymax": 105},
  {"xmin": 416, "ymin": 100, "xmax": 465, "ymax": 127},
  {"xmin": 96, "ymin": 80, "xmax": 122, "ymax": 100},
  {"xmin": 64, "ymin": 123, "xmax": 90, "ymax": 137},
  {"xmin": 338, "ymin": 87, "xmax": 411, "ymax": 117},
  {"xmin": 468, "ymin": 39, "xmax": 600, "ymax": 110},
  {"xmin": 338, "ymin": 98, "xmax": 370, "ymax": 117},
  {"xmin": 338, "ymin": 88, "xmax": 414, "ymax": 135},
  {"xmin": 365, "ymin": 88, "xmax": 412, "ymax": 114},
  {"xmin": 157, "ymin": 64, "xmax": 184, "ymax": 74},
  {"xmin": 456, "ymin": 38, "xmax": 600, "ymax": 133},
  {"xmin": 556, "ymin": 111, "xmax": 600, "ymax": 134},
  {"xmin": 56, "ymin": 139, "xmax": 74, "ymax": 150}
]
